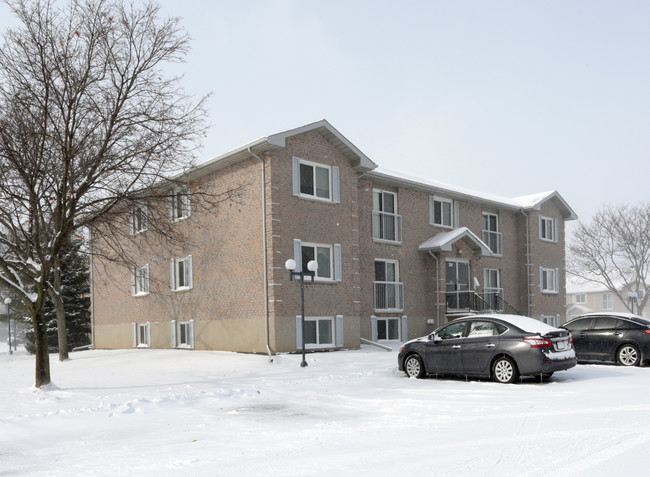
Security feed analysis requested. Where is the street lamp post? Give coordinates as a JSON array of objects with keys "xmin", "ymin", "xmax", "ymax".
[
  {"xmin": 4, "ymin": 297, "xmax": 11, "ymax": 355},
  {"xmin": 285, "ymin": 258, "xmax": 318, "ymax": 368}
]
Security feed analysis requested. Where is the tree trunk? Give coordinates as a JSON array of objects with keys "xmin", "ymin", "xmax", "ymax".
[
  {"xmin": 33, "ymin": 309, "xmax": 51, "ymax": 387},
  {"xmin": 52, "ymin": 258, "xmax": 69, "ymax": 361}
]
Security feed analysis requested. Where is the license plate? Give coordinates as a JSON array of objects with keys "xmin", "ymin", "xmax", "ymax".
[{"xmin": 556, "ymin": 340, "xmax": 567, "ymax": 350}]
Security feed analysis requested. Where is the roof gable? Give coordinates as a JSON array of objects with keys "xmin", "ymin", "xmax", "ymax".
[{"xmin": 418, "ymin": 227, "xmax": 493, "ymax": 256}]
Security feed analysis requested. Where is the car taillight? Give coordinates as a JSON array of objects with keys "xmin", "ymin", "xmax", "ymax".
[
  {"xmin": 568, "ymin": 335, "xmax": 573, "ymax": 344},
  {"xmin": 524, "ymin": 336, "xmax": 553, "ymax": 347},
  {"xmin": 645, "ymin": 330, "xmax": 650, "ymax": 334}
]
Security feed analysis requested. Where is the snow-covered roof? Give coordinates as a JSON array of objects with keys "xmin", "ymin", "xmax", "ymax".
[
  {"xmin": 418, "ymin": 227, "xmax": 493, "ymax": 256},
  {"xmin": 369, "ymin": 167, "xmax": 578, "ymax": 220}
]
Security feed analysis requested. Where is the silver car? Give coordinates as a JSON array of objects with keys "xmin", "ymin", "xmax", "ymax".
[{"xmin": 398, "ymin": 314, "xmax": 577, "ymax": 383}]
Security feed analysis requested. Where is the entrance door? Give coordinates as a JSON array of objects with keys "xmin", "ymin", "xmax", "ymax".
[{"xmin": 446, "ymin": 260, "xmax": 470, "ymax": 309}]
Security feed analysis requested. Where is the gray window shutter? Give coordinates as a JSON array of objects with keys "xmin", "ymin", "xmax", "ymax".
[
  {"xmin": 555, "ymin": 268, "xmax": 560, "ymax": 292},
  {"xmin": 189, "ymin": 320, "xmax": 195, "ymax": 348},
  {"xmin": 292, "ymin": 157, "xmax": 300, "ymax": 196},
  {"xmin": 146, "ymin": 322, "xmax": 151, "ymax": 347},
  {"xmin": 332, "ymin": 166, "xmax": 340, "ymax": 203},
  {"xmin": 143, "ymin": 204, "xmax": 148, "ymax": 230},
  {"xmin": 371, "ymin": 315, "xmax": 378, "ymax": 342},
  {"xmin": 132, "ymin": 323, "xmax": 137, "ymax": 347},
  {"xmin": 187, "ymin": 255, "xmax": 194, "ymax": 289},
  {"xmin": 130, "ymin": 267, "xmax": 136, "ymax": 296},
  {"xmin": 539, "ymin": 267, "xmax": 543, "ymax": 291},
  {"xmin": 170, "ymin": 258, "xmax": 176, "ymax": 290},
  {"xmin": 336, "ymin": 315, "xmax": 344, "ymax": 347},
  {"xmin": 184, "ymin": 186, "xmax": 192, "ymax": 218},
  {"xmin": 428, "ymin": 196, "xmax": 434, "ymax": 224},
  {"xmin": 144, "ymin": 264, "xmax": 149, "ymax": 294},
  {"xmin": 334, "ymin": 244, "xmax": 342, "ymax": 282},
  {"xmin": 129, "ymin": 207, "xmax": 134, "ymax": 235},
  {"xmin": 454, "ymin": 201, "xmax": 460, "ymax": 227},
  {"xmin": 538, "ymin": 215, "xmax": 543, "ymax": 239},
  {"xmin": 296, "ymin": 315, "xmax": 303, "ymax": 349},
  {"xmin": 293, "ymin": 239, "xmax": 302, "ymax": 271},
  {"xmin": 554, "ymin": 218, "xmax": 559, "ymax": 243},
  {"xmin": 401, "ymin": 315, "xmax": 408, "ymax": 342},
  {"xmin": 171, "ymin": 320, "xmax": 177, "ymax": 348},
  {"xmin": 168, "ymin": 193, "xmax": 174, "ymax": 220}
]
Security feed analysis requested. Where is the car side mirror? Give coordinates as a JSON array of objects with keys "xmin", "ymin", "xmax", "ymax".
[{"xmin": 431, "ymin": 333, "xmax": 441, "ymax": 342}]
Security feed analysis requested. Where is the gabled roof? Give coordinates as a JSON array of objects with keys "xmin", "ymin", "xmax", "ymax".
[
  {"xmin": 368, "ymin": 167, "xmax": 578, "ymax": 220},
  {"xmin": 185, "ymin": 119, "xmax": 376, "ymax": 181},
  {"xmin": 418, "ymin": 227, "xmax": 493, "ymax": 256}
]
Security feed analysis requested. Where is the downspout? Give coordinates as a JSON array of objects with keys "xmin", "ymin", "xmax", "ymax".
[
  {"xmin": 522, "ymin": 210, "xmax": 532, "ymax": 317},
  {"xmin": 428, "ymin": 251, "xmax": 440, "ymax": 328},
  {"xmin": 248, "ymin": 147, "xmax": 274, "ymax": 362}
]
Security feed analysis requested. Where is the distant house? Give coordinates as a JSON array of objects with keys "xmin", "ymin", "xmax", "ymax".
[
  {"xmin": 91, "ymin": 120, "xmax": 577, "ymax": 354},
  {"xmin": 566, "ymin": 276, "xmax": 647, "ymax": 319}
]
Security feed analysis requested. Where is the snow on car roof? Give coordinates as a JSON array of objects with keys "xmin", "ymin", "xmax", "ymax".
[{"xmin": 475, "ymin": 314, "xmax": 560, "ymax": 334}]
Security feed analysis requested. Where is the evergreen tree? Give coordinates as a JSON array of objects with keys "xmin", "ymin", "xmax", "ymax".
[{"xmin": 25, "ymin": 238, "xmax": 91, "ymax": 354}]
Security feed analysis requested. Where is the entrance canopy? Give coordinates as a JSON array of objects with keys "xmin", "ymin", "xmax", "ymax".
[{"xmin": 418, "ymin": 227, "xmax": 493, "ymax": 256}]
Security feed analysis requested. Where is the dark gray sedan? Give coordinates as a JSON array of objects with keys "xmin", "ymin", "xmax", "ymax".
[
  {"xmin": 398, "ymin": 314, "xmax": 576, "ymax": 383},
  {"xmin": 562, "ymin": 313, "xmax": 650, "ymax": 366}
]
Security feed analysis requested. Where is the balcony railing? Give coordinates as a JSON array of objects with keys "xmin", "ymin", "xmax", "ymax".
[
  {"xmin": 372, "ymin": 211, "xmax": 402, "ymax": 243},
  {"xmin": 482, "ymin": 230, "xmax": 503, "ymax": 255},
  {"xmin": 445, "ymin": 290, "xmax": 520, "ymax": 315},
  {"xmin": 374, "ymin": 281, "xmax": 404, "ymax": 311}
]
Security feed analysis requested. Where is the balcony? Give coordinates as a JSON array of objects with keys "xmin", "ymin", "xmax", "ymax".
[
  {"xmin": 372, "ymin": 211, "xmax": 402, "ymax": 243},
  {"xmin": 445, "ymin": 289, "xmax": 520, "ymax": 315},
  {"xmin": 482, "ymin": 230, "xmax": 502, "ymax": 255},
  {"xmin": 374, "ymin": 281, "xmax": 404, "ymax": 312}
]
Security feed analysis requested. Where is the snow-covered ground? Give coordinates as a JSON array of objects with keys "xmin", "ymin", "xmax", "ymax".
[{"xmin": 2, "ymin": 341, "xmax": 649, "ymax": 476}]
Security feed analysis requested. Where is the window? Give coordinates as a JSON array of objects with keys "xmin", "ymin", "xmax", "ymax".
[
  {"xmin": 132, "ymin": 322, "xmax": 150, "ymax": 348},
  {"xmin": 292, "ymin": 239, "xmax": 341, "ymax": 282},
  {"xmin": 467, "ymin": 321, "xmax": 503, "ymax": 338},
  {"xmin": 483, "ymin": 269, "xmax": 503, "ymax": 311},
  {"xmin": 482, "ymin": 212, "xmax": 502, "ymax": 255},
  {"xmin": 539, "ymin": 216, "xmax": 558, "ymax": 242},
  {"xmin": 377, "ymin": 317, "xmax": 401, "ymax": 340},
  {"xmin": 170, "ymin": 184, "xmax": 191, "ymax": 221},
  {"xmin": 436, "ymin": 321, "xmax": 468, "ymax": 340},
  {"xmin": 430, "ymin": 196, "xmax": 454, "ymax": 227},
  {"xmin": 574, "ymin": 294, "xmax": 587, "ymax": 304},
  {"xmin": 540, "ymin": 267, "xmax": 559, "ymax": 293},
  {"xmin": 171, "ymin": 255, "xmax": 193, "ymax": 291},
  {"xmin": 540, "ymin": 314, "xmax": 561, "ymax": 327},
  {"xmin": 372, "ymin": 190, "xmax": 402, "ymax": 242},
  {"xmin": 172, "ymin": 320, "xmax": 194, "ymax": 348},
  {"xmin": 374, "ymin": 259, "xmax": 404, "ymax": 311},
  {"xmin": 292, "ymin": 157, "xmax": 340, "ymax": 203},
  {"xmin": 602, "ymin": 293, "xmax": 613, "ymax": 310},
  {"xmin": 296, "ymin": 315, "xmax": 344, "ymax": 348},
  {"xmin": 131, "ymin": 264, "xmax": 150, "ymax": 296},
  {"xmin": 130, "ymin": 202, "xmax": 148, "ymax": 234}
]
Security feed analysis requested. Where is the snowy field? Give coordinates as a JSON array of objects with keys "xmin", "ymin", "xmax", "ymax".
[{"xmin": 2, "ymin": 341, "xmax": 649, "ymax": 477}]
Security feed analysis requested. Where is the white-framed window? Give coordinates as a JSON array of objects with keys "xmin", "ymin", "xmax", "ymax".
[
  {"xmin": 132, "ymin": 322, "xmax": 151, "ymax": 348},
  {"xmin": 296, "ymin": 315, "xmax": 344, "ymax": 348},
  {"xmin": 170, "ymin": 255, "xmax": 193, "ymax": 291},
  {"xmin": 170, "ymin": 184, "xmax": 191, "ymax": 221},
  {"xmin": 539, "ymin": 216, "xmax": 558, "ymax": 242},
  {"xmin": 540, "ymin": 314, "xmax": 561, "ymax": 327},
  {"xmin": 575, "ymin": 294, "xmax": 587, "ymax": 304},
  {"xmin": 292, "ymin": 157, "xmax": 340, "ymax": 203},
  {"xmin": 602, "ymin": 293, "xmax": 613, "ymax": 310},
  {"xmin": 374, "ymin": 259, "xmax": 404, "ymax": 311},
  {"xmin": 292, "ymin": 239, "xmax": 342, "ymax": 282},
  {"xmin": 130, "ymin": 202, "xmax": 148, "ymax": 234},
  {"xmin": 372, "ymin": 189, "xmax": 402, "ymax": 243},
  {"xmin": 131, "ymin": 264, "xmax": 150, "ymax": 296},
  {"xmin": 171, "ymin": 320, "xmax": 194, "ymax": 349},
  {"xmin": 482, "ymin": 212, "xmax": 502, "ymax": 255},
  {"xmin": 540, "ymin": 267, "xmax": 559, "ymax": 294},
  {"xmin": 371, "ymin": 315, "xmax": 408, "ymax": 342},
  {"xmin": 429, "ymin": 196, "xmax": 454, "ymax": 228}
]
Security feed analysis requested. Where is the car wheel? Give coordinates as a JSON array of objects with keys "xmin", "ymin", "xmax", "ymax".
[
  {"xmin": 492, "ymin": 357, "xmax": 519, "ymax": 384},
  {"xmin": 404, "ymin": 354, "xmax": 425, "ymax": 379},
  {"xmin": 617, "ymin": 344, "xmax": 640, "ymax": 366}
]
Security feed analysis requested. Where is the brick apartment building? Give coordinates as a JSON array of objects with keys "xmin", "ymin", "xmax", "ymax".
[{"xmin": 91, "ymin": 120, "xmax": 578, "ymax": 355}]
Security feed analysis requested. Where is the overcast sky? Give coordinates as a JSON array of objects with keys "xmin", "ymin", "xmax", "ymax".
[{"xmin": 2, "ymin": 1, "xmax": 649, "ymax": 235}]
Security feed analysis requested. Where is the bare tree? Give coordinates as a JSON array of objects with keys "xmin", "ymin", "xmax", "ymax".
[
  {"xmin": 568, "ymin": 203, "xmax": 650, "ymax": 315},
  {"xmin": 0, "ymin": 0, "xmax": 210, "ymax": 386}
]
